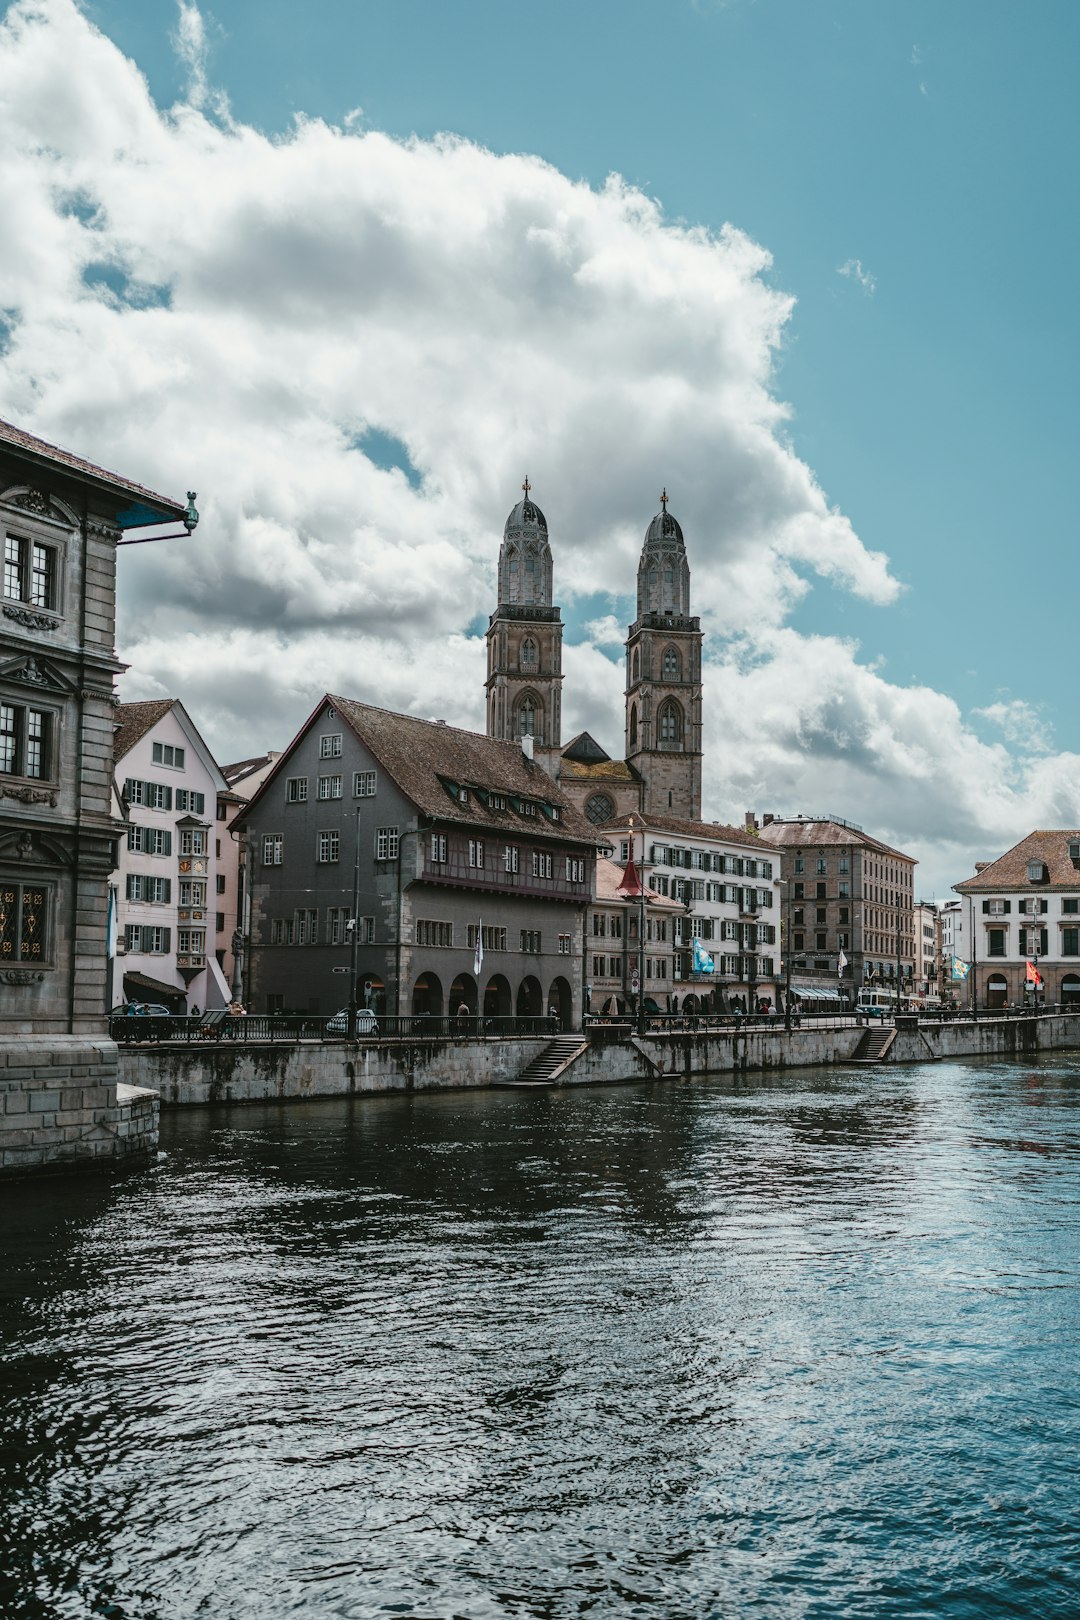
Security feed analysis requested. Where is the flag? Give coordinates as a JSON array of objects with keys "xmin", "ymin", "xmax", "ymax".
[
  {"xmin": 1025, "ymin": 959, "xmax": 1042, "ymax": 986},
  {"xmin": 950, "ymin": 956, "xmax": 971, "ymax": 981},
  {"xmin": 692, "ymin": 937, "xmax": 715, "ymax": 974},
  {"xmin": 838, "ymin": 948, "xmax": 848, "ymax": 976},
  {"xmin": 617, "ymin": 854, "xmax": 643, "ymax": 897},
  {"xmin": 474, "ymin": 918, "xmax": 484, "ymax": 977},
  {"xmin": 106, "ymin": 885, "xmax": 117, "ymax": 959}
]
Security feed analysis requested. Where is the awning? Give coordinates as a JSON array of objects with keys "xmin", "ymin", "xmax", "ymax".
[
  {"xmin": 790, "ymin": 985, "xmax": 846, "ymax": 1002},
  {"xmin": 122, "ymin": 970, "xmax": 186, "ymax": 1003}
]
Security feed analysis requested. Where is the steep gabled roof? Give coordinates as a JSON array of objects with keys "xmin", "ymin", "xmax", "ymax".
[
  {"xmin": 113, "ymin": 699, "xmax": 176, "ymax": 762},
  {"xmin": 955, "ymin": 830, "xmax": 1080, "ymax": 892},
  {"xmin": 562, "ymin": 731, "xmax": 611, "ymax": 764}
]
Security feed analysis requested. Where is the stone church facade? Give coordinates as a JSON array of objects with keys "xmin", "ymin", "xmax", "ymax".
[{"xmin": 486, "ymin": 486, "xmax": 703, "ymax": 827}]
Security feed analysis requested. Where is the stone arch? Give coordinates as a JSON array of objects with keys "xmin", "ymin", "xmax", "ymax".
[
  {"xmin": 449, "ymin": 972, "xmax": 478, "ymax": 1017},
  {"xmin": 548, "ymin": 975, "xmax": 573, "ymax": 1029},
  {"xmin": 412, "ymin": 971, "xmax": 443, "ymax": 1016},
  {"xmin": 516, "ymin": 691, "xmax": 542, "ymax": 737},
  {"xmin": 658, "ymin": 698, "xmax": 683, "ymax": 746},
  {"xmin": 629, "ymin": 703, "xmax": 638, "ymax": 748},
  {"xmin": 1061, "ymin": 973, "xmax": 1080, "ymax": 1004},
  {"xmin": 516, "ymin": 975, "xmax": 543, "ymax": 1017},
  {"xmin": 484, "ymin": 973, "xmax": 512, "ymax": 1018},
  {"xmin": 662, "ymin": 644, "xmax": 681, "ymax": 681},
  {"xmin": 986, "ymin": 972, "xmax": 1008, "ymax": 1009}
]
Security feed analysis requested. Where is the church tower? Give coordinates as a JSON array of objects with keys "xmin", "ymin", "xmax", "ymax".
[
  {"xmin": 624, "ymin": 490, "xmax": 703, "ymax": 819},
  {"xmin": 486, "ymin": 481, "xmax": 563, "ymax": 751}
]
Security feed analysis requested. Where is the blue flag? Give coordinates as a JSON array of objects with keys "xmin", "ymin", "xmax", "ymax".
[
  {"xmin": 692, "ymin": 937, "xmax": 715, "ymax": 974},
  {"xmin": 950, "ymin": 956, "xmax": 971, "ymax": 981}
]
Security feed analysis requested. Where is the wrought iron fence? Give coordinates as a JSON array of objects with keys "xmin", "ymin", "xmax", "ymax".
[{"xmin": 108, "ymin": 1012, "xmax": 559, "ymax": 1044}]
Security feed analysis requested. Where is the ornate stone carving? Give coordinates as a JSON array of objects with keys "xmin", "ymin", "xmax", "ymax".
[
  {"xmin": 86, "ymin": 518, "xmax": 121, "ymax": 542},
  {"xmin": 10, "ymin": 657, "xmax": 50, "ymax": 687},
  {"xmin": 16, "ymin": 831, "xmax": 34, "ymax": 860},
  {"xmin": 2, "ymin": 605, "xmax": 58, "ymax": 632},
  {"xmin": 0, "ymin": 785, "xmax": 57, "ymax": 808},
  {"xmin": 13, "ymin": 489, "xmax": 52, "ymax": 516},
  {"xmin": 2, "ymin": 969, "xmax": 45, "ymax": 985}
]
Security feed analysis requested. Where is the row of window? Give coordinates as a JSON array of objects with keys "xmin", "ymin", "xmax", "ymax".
[
  {"xmin": 647, "ymin": 876, "xmax": 774, "ymax": 909},
  {"xmin": 127, "ymin": 826, "xmax": 208, "ymax": 856},
  {"xmin": 986, "ymin": 928, "xmax": 1080, "ymax": 957},
  {"xmin": 983, "ymin": 898, "xmax": 1078, "ymax": 916},
  {"xmin": 123, "ymin": 924, "xmax": 205, "ymax": 957},
  {"xmin": 151, "ymin": 742, "xmax": 186, "ymax": 769},
  {"xmin": 591, "ymin": 956, "xmax": 669, "ymax": 979},
  {"xmin": 674, "ymin": 953, "xmax": 776, "ymax": 979},
  {"xmin": 270, "ymin": 913, "xmax": 376, "ymax": 946},
  {"xmin": 124, "ymin": 778, "xmax": 206, "ymax": 815},
  {"xmin": 793, "ymin": 855, "xmax": 851, "ymax": 876},
  {"xmin": 792, "ymin": 932, "xmax": 850, "ymax": 952},
  {"xmin": 650, "ymin": 847, "xmax": 773, "ymax": 879},
  {"xmin": 287, "ymin": 771, "xmax": 377, "ymax": 802}
]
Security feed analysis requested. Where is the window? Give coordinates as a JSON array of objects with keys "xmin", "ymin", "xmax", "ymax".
[
  {"xmin": 467, "ymin": 924, "xmax": 507, "ymax": 952},
  {"xmin": 658, "ymin": 700, "xmax": 682, "ymax": 743},
  {"xmin": 519, "ymin": 929, "xmax": 542, "ymax": 953},
  {"xmin": 662, "ymin": 646, "xmax": 681, "ymax": 681},
  {"xmin": 839, "ymin": 907, "xmax": 849, "ymax": 924},
  {"xmin": 565, "ymin": 856, "xmax": 586, "ymax": 883},
  {"xmin": 318, "ymin": 775, "xmax": 343, "ymax": 800},
  {"xmin": 794, "ymin": 883, "xmax": 804, "ymax": 900},
  {"xmin": 178, "ymin": 880, "xmax": 206, "ymax": 907},
  {"xmin": 326, "ymin": 907, "xmax": 350, "ymax": 945},
  {"xmin": 1064, "ymin": 929, "xmax": 1080, "ymax": 956},
  {"xmin": 985, "ymin": 899, "xmax": 1011, "ymax": 917},
  {"xmin": 320, "ymin": 734, "xmax": 342, "ymax": 758},
  {"xmin": 0, "ymin": 880, "xmax": 49, "ymax": 962},
  {"xmin": 558, "ymin": 934, "xmax": 572, "ymax": 955},
  {"xmin": 294, "ymin": 908, "xmax": 318, "ymax": 945},
  {"xmin": 317, "ymin": 830, "xmax": 340, "ymax": 863},
  {"xmin": 179, "ymin": 829, "xmax": 207, "ymax": 856},
  {"xmin": 793, "ymin": 856, "xmax": 805, "ymax": 874},
  {"xmin": 354, "ymin": 770, "xmax": 377, "ymax": 797},
  {"xmin": 262, "ymin": 834, "xmax": 283, "ymax": 866},
  {"xmin": 517, "ymin": 696, "xmax": 537, "ymax": 737},
  {"xmin": 175, "ymin": 790, "xmax": 206, "ymax": 814},
  {"xmin": 127, "ymin": 825, "xmax": 172, "ymax": 856},
  {"xmin": 838, "ymin": 882, "xmax": 850, "ymax": 898},
  {"xmin": 416, "ymin": 919, "xmax": 454, "ymax": 948},
  {"xmin": 504, "ymin": 845, "xmax": 519, "ymax": 873},
  {"xmin": 126, "ymin": 874, "xmax": 172, "ymax": 903},
  {"xmin": 216, "ymin": 874, "xmax": 226, "ymax": 895},
  {"xmin": 151, "ymin": 742, "xmax": 185, "ymax": 769},
  {"xmin": 139, "ymin": 926, "xmax": 171, "ymax": 954},
  {"xmin": 793, "ymin": 932, "xmax": 804, "ymax": 951},
  {"xmin": 149, "ymin": 782, "xmax": 172, "ymax": 811},
  {"xmin": 358, "ymin": 917, "xmax": 375, "ymax": 944},
  {"xmin": 375, "ymin": 827, "xmax": 399, "ymax": 861},
  {"xmin": 430, "ymin": 833, "xmax": 448, "ymax": 863},
  {"xmin": 987, "ymin": 929, "xmax": 1006, "ymax": 957},
  {"xmin": 1064, "ymin": 899, "xmax": 1079, "ymax": 915},
  {"xmin": 585, "ymin": 793, "xmax": 614, "ymax": 825},
  {"xmin": 0, "ymin": 703, "xmax": 53, "ymax": 780},
  {"xmin": 468, "ymin": 839, "xmax": 485, "ymax": 868},
  {"xmin": 287, "ymin": 777, "xmax": 308, "ymax": 803},
  {"xmin": 1019, "ymin": 928, "xmax": 1048, "ymax": 956},
  {"xmin": 519, "ymin": 636, "xmax": 539, "ymax": 672},
  {"xmin": 216, "ymin": 913, "xmax": 225, "ymax": 933},
  {"xmin": 839, "ymin": 857, "xmax": 849, "ymax": 874},
  {"xmin": 1027, "ymin": 860, "xmax": 1049, "ymax": 884},
  {"xmin": 217, "ymin": 800, "xmax": 228, "ymax": 821},
  {"xmin": 177, "ymin": 928, "xmax": 206, "ymax": 958},
  {"xmin": 520, "ymin": 800, "xmax": 536, "ymax": 818},
  {"xmin": 532, "ymin": 850, "xmax": 553, "ymax": 879},
  {"xmin": 490, "ymin": 794, "xmax": 506, "ymax": 811},
  {"xmin": 4, "ymin": 534, "xmax": 57, "ymax": 610},
  {"xmin": 817, "ymin": 857, "xmax": 827, "ymax": 875},
  {"xmin": 816, "ymin": 883, "xmax": 826, "ymax": 899}
]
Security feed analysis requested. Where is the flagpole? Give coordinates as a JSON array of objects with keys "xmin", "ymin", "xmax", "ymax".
[{"xmin": 636, "ymin": 818, "xmax": 646, "ymax": 1037}]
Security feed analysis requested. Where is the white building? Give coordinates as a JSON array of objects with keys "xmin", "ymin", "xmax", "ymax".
[
  {"xmin": 913, "ymin": 901, "xmax": 941, "ymax": 996},
  {"xmin": 955, "ymin": 831, "xmax": 1080, "ymax": 1009},
  {"xmin": 110, "ymin": 700, "xmax": 230, "ymax": 1012},
  {"xmin": 607, "ymin": 813, "xmax": 781, "ymax": 1009}
]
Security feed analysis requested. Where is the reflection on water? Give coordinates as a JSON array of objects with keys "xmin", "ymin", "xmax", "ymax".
[{"xmin": 3, "ymin": 1057, "xmax": 1080, "ymax": 1618}]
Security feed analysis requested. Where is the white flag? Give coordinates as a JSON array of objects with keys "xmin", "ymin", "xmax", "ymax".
[
  {"xmin": 474, "ymin": 918, "xmax": 484, "ymax": 977},
  {"xmin": 838, "ymin": 948, "xmax": 848, "ymax": 976}
]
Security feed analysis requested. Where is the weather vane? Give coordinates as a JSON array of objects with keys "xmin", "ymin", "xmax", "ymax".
[
  {"xmin": 522, "ymin": 475, "xmax": 531, "ymax": 497},
  {"xmin": 660, "ymin": 487, "xmax": 669, "ymax": 511}
]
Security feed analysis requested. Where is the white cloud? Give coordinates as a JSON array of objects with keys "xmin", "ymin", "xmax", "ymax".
[
  {"xmin": 837, "ymin": 258, "xmax": 876, "ymax": 296},
  {"xmin": 0, "ymin": 0, "xmax": 1075, "ymax": 896}
]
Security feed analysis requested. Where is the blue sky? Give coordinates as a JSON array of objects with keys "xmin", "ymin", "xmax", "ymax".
[
  {"xmin": 3, "ymin": 0, "xmax": 1078, "ymax": 892},
  {"xmin": 85, "ymin": 0, "xmax": 1079, "ymax": 746}
]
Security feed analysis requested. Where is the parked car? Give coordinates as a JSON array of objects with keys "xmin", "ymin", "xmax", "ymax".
[{"xmin": 325, "ymin": 1007, "xmax": 379, "ymax": 1036}]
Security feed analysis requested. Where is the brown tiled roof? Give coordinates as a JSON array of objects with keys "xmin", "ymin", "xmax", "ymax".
[
  {"xmin": 756, "ymin": 818, "xmax": 915, "ymax": 863},
  {"xmin": 0, "ymin": 418, "xmax": 186, "ymax": 515},
  {"xmin": 328, "ymin": 696, "xmax": 598, "ymax": 846},
  {"xmin": 608, "ymin": 811, "xmax": 764, "ymax": 850},
  {"xmin": 955, "ymin": 830, "xmax": 1080, "ymax": 892},
  {"xmin": 113, "ymin": 699, "xmax": 176, "ymax": 763},
  {"xmin": 594, "ymin": 855, "xmax": 681, "ymax": 907}
]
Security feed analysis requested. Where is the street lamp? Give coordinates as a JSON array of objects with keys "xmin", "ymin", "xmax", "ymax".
[{"xmin": 347, "ymin": 806, "xmax": 362, "ymax": 1041}]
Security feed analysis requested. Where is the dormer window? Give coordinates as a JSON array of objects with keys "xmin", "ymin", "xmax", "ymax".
[{"xmin": 1027, "ymin": 860, "xmax": 1049, "ymax": 884}]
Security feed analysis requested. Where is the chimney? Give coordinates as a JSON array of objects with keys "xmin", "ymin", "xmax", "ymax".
[
  {"xmin": 763, "ymin": 813, "xmax": 775, "ymax": 827},
  {"xmin": 521, "ymin": 735, "xmax": 534, "ymax": 761},
  {"xmin": 745, "ymin": 811, "xmax": 759, "ymax": 831}
]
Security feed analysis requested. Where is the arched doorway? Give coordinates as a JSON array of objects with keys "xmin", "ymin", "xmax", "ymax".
[
  {"xmin": 986, "ymin": 973, "xmax": 1008, "ymax": 1009},
  {"xmin": 1061, "ymin": 973, "xmax": 1080, "ymax": 1007},
  {"xmin": 359, "ymin": 972, "xmax": 385, "ymax": 1014},
  {"xmin": 449, "ymin": 973, "xmax": 478, "ymax": 1016},
  {"xmin": 548, "ymin": 975, "xmax": 573, "ymax": 1029},
  {"xmin": 516, "ymin": 975, "xmax": 542, "ymax": 1017},
  {"xmin": 412, "ymin": 972, "xmax": 443, "ymax": 1016},
  {"xmin": 484, "ymin": 974, "xmax": 512, "ymax": 1019}
]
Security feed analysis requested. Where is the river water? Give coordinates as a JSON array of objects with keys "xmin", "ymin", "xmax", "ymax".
[{"xmin": 2, "ymin": 1057, "xmax": 1080, "ymax": 1619}]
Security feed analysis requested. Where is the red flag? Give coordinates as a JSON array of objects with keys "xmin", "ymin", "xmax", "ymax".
[
  {"xmin": 617, "ymin": 854, "xmax": 644, "ymax": 897},
  {"xmin": 1025, "ymin": 959, "xmax": 1042, "ymax": 986}
]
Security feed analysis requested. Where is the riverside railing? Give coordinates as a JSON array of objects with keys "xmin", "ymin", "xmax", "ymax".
[{"xmin": 109, "ymin": 1012, "xmax": 559, "ymax": 1044}]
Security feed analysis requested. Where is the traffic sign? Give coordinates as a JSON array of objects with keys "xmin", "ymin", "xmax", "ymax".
[{"xmin": 332, "ymin": 966, "xmax": 348, "ymax": 974}]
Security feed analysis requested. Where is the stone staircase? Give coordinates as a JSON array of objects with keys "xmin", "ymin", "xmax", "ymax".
[
  {"xmin": 850, "ymin": 1025, "xmax": 897, "ymax": 1064},
  {"xmin": 504, "ymin": 1035, "xmax": 590, "ymax": 1087}
]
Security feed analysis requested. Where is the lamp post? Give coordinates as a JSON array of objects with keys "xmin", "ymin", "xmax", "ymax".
[
  {"xmin": 229, "ymin": 828, "xmax": 254, "ymax": 1005},
  {"xmin": 347, "ymin": 806, "xmax": 362, "ymax": 1041},
  {"xmin": 895, "ymin": 909, "xmax": 902, "ymax": 1018}
]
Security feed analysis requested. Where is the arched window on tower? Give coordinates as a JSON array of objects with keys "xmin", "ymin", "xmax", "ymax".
[
  {"xmin": 658, "ymin": 700, "xmax": 683, "ymax": 747},
  {"xmin": 519, "ymin": 637, "xmax": 538, "ymax": 673},
  {"xmin": 631, "ymin": 648, "xmax": 640, "ymax": 683},
  {"xmin": 517, "ymin": 695, "xmax": 538, "ymax": 737},
  {"xmin": 662, "ymin": 646, "xmax": 681, "ymax": 681},
  {"xmin": 629, "ymin": 704, "xmax": 638, "ymax": 748}
]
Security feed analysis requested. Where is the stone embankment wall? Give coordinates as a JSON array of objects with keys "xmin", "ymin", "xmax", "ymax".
[
  {"xmin": 118, "ymin": 1013, "xmax": 1080, "ymax": 1107},
  {"xmin": 0, "ymin": 1038, "xmax": 158, "ymax": 1175}
]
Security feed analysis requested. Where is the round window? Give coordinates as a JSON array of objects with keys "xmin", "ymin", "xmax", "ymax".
[{"xmin": 586, "ymin": 793, "xmax": 614, "ymax": 825}]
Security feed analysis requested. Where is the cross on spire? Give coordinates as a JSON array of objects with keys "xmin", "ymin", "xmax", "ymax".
[
  {"xmin": 660, "ymin": 487, "xmax": 669, "ymax": 511},
  {"xmin": 522, "ymin": 475, "xmax": 532, "ymax": 497}
]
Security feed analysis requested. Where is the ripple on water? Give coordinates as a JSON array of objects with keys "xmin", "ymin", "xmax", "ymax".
[{"xmin": 2, "ymin": 1059, "xmax": 1080, "ymax": 1618}]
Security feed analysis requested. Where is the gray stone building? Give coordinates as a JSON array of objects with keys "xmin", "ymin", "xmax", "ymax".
[
  {"xmin": 240, "ymin": 695, "xmax": 599, "ymax": 1026},
  {"xmin": 485, "ymin": 486, "xmax": 703, "ymax": 827},
  {"xmin": 0, "ymin": 417, "xmax": 191, "ymax": 1172}
]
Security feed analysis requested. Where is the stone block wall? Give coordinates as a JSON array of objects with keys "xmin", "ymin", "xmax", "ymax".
[{"xmin": 0, "ymin": 1037, "xmax": 158, "ymax": 1174}]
